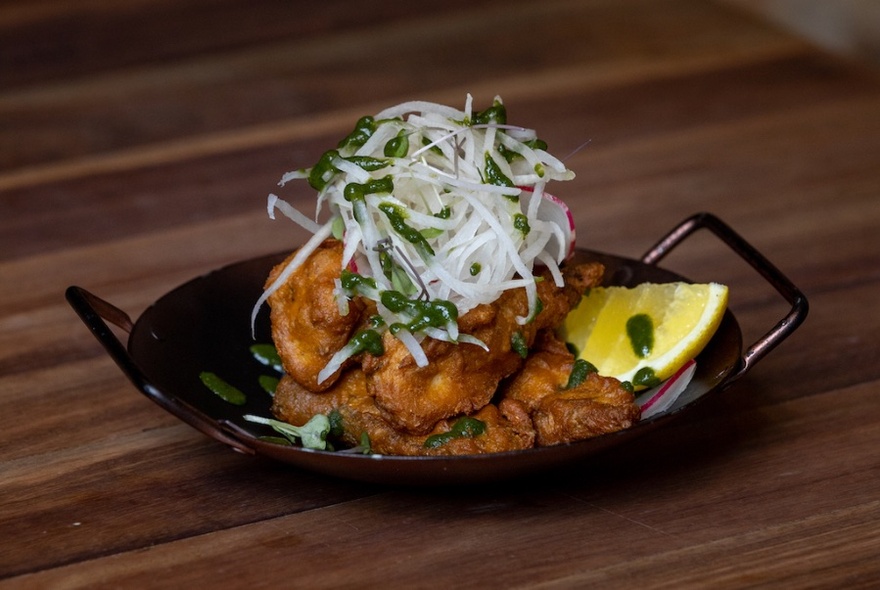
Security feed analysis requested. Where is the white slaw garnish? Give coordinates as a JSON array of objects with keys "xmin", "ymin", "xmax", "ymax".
[{"xmin": 254, "ymin": 95, "xmax": 577, "ymax": 379}]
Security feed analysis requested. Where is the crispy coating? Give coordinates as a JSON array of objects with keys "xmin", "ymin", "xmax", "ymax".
[
  {"xmin": 503, "ymin": 332, "xmax": 641, "ymax": 446},
  {"xmin": 265, "ymin": 239, "xmax": 641, "ymax": 455},
  {"xmin": 266, "ymin": 240, "xmax": 366, "ymax": 392},
  {"xmin": 271, "ymin": 371, "xmax": 535, "ymax": 455},
  {"xmin": 360, "ymin": 262, "xmax": 605, "ymax": 435}
]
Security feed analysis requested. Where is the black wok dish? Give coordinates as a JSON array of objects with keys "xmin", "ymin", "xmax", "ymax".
[{"xmin": 67, "ymin": 213, "xmax": 807, "ymax": 485}]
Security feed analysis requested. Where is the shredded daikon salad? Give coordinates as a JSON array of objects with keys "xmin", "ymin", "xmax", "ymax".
[{"xmin": 253, "ymin": 95, "xmax": 577, "ymax": 382}]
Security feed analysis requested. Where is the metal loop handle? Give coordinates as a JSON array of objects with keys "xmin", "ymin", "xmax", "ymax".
[
  {"xmin": 65, "ymin": 286, "xmax": 255, "ymax": 454},
  {"xmin": 641, "ymin": 212, "xmax": 808, "ymax": 383}
]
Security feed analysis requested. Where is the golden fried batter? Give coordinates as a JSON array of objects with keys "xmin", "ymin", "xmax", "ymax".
[
  {"xmin": 503, "ymin": 332, "xmax": 641, "ymax": 446},
  {"xmin": 266, "ymin": 239, "xmax": 640, "ymax": 455},
  {"xmin": 422, "ymin": 401, "xmax": 535, "ymax": 456},
  {"xmin": 266, "ymin": 240, "xmax": 366, "ymax": 392},
  {"xmin": 360, "ymin": 262, "xmax": 605, "ymax": 435},
  {"xmin": 272, "ymin": 371, "xmax": 535, "ymax": 455}
]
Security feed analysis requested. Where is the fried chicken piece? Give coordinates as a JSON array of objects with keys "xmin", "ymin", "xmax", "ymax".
[
  {"xmin": 266, "ymin": 240, "xmax": 366, "ymax": 392},
  {"xmin": 361, "ymin": 262, "xmax": 605, "ymax": 435},
  {"xmin": 271, "ymin": 369, "xmax": 359, "ymax": 426},
  {"xmin": 503, "ymin": 332, "xmax": 641, "ymax": 446},
  {"xmin": 419, "ymin": 400, "xmax": 535, "ymax": 456},
  {"xmin": 271, "ymin": 371, "xmax": 535, "ymax": 455},
  {"xmin": 265, "ymin": 240, "xmax": 617, "ymax": 450}
]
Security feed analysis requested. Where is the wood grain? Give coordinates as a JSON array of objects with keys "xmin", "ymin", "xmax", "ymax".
[{"xmin": 2, "ymin": 0, "xmax": 880, "ymax": 587}]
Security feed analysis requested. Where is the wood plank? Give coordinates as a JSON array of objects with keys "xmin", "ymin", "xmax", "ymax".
[
  {"xmin": 0, "ymin": 0, "xmax": 506, "ymax": 89},
  {"xmin": 0, "ymin": 41, "xmax": 805, "ymax": 189},
  {"xmin": 0, "ymin": 0, "xmax": 804, "ymax": 173},
  {"xmin": 4, "ymin": 51, "xmax": 877, "ymax": 264},
  {"xmin": 4, "ymin": 378, "xmax": 878, "ymax": 586},
  {"xmin": 0, "ymin": 418, "xmax": 384, "ymax": 577}
]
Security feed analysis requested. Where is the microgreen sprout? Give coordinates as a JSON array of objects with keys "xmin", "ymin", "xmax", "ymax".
[{"xmin": 244, "ymin": 414, "xmax": 331, "ymax": 450}]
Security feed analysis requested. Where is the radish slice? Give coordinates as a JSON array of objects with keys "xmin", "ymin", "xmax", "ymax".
[
  {"xmin": 635, "ymin": 359, "xmax": 697, "ymax": 420},
  {"xmin": 531, "ymin": 191, "xmax": 576, "ymax": 262},
  {"xmin": 516, "ymin": 186, "xmax": 575, "ymax": 267}
]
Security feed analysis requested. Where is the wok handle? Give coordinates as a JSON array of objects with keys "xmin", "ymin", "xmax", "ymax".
[
  {"xmin": 640, "ymin": 212, "xmax": 808, "ymax": 383},
  {"xmin": 65, "ymin": 286, "xmax": 256, "ymax": 455}
]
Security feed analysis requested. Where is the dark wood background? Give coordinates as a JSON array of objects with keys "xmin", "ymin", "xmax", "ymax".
[{"xmin": 2, "ymin": 1, "xmax": 879, "ymax": 587}]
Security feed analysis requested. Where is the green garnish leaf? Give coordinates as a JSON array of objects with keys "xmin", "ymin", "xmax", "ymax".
[
  {"xmin": 331, "ymin": 214, "xmax": 346, "ymax": 239},
  {"xmin": 337, "ymin": 431, "xmax": 373, "ymax": 454},
  {"xmin": 244, "ymin": 414, "xmax": 331, "ymax": 450},
  {"xmin": 358, "ymin": 432, "xmax": 372, "ymax": 454},
  {"xmin": 419, "ymin": 227, "xmax": 444, "ymax": 240}
]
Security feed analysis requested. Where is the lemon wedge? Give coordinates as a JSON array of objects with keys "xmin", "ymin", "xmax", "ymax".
[{"xmin": 562, "ymin": 282, "xmax": 728, "ymax": 389}]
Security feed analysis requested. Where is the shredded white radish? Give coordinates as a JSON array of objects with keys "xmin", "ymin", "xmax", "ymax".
[
  {"xmin": 393, "ymin": 328, "xmax": 429, "ymax": 367},
  {"xmin": 316, "ymin": 339, "xmax": 359, "ymax": 385},
  {"xmin": 267, "ymin": 194, "xmax": 322, "ymax": 234},
  {"xmin": 255, "ymin": 95, "xmax": 577, "ymax": 372},
  {"xmin": 251, "ymin": 220, "xmax": 334, "ymax": 336}
]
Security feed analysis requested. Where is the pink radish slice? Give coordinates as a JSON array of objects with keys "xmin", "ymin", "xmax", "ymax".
[
  {"xmin": 520, "ymin": 188, "xmax": 577, "ymax": 261},
  {"xmin": 538, "ymin": 192, "xmax": 576, "ymax": 261},
  {"xmin": 635, "ymin": 359, "xmax": 697, "ymax": 420}
]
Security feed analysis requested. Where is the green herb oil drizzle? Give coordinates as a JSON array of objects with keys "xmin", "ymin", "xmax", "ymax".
[
  {"xmin": 250, "ymin": 343, "xmax": 282, "ymax": 372},
  {"xmin": 423, "ymin": 417, "xmax": 487, "ymax": 449},
  {"xmin": 565, "ymin": 359, "xmax": 598, "ymax": 389},
  {"xmin": 626, "ymin": 313, "xmax": 654, "ymax": 358},
  {"xmin": 510, "ymin": 331, "xmax": 529, "ymax": 358},
  {"xmin": 377, "ymin": 202, "xmax": 435, "ymax": 258},
  {"xmin": 199, "ymin": 372, "xmax": 247, "ymax": 406}
]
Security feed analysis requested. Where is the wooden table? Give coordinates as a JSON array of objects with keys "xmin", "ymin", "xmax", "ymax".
[{"xmin": 3, "ymin": 1, "xmax": 879, "ymax": 587}]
